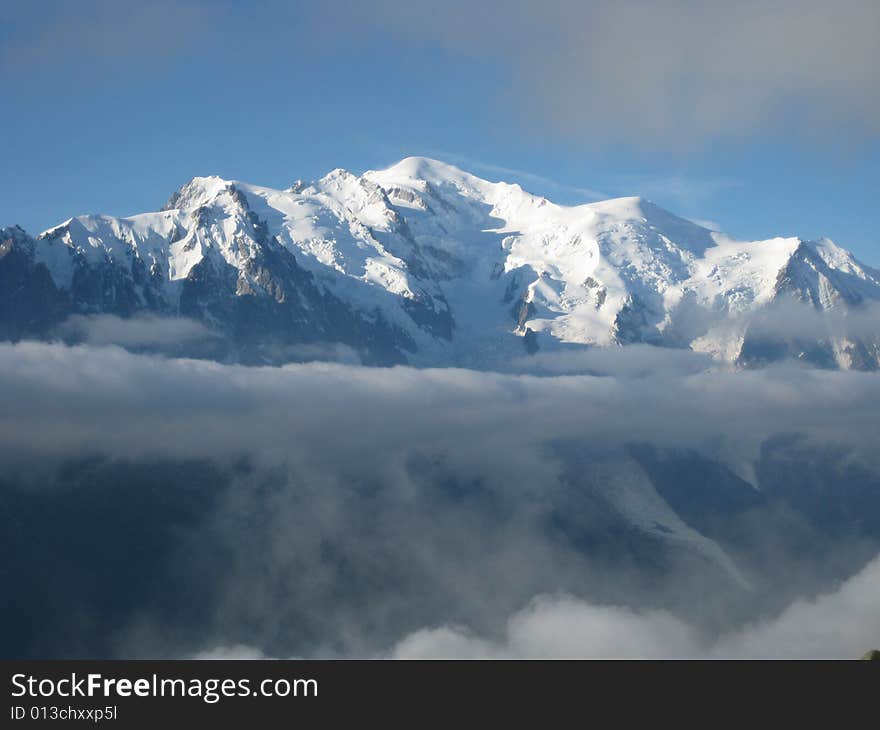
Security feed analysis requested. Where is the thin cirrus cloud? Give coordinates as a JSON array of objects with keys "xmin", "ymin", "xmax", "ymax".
[{"xmin": 422, "ymin": 151, "xmax": 610, "ymax": 202}]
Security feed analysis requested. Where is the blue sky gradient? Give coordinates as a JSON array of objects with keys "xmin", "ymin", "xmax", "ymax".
[{"xmin": 2, "ymin": 1, "xmax": 878, "ymax": 264}]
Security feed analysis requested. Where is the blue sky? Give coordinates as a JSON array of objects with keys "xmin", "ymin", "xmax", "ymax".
[{"xmin": 2, "ymin": 0, "xmax": 878, "ymax": 264}]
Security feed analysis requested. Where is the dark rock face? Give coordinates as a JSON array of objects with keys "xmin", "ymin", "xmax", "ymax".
[
  {"xmin": 164, "ymin": 234, "xmax": 418, "ymax": 365},
  {"xmin": 512, "ymin": 296, "xmax": 535, "ymax": 331},
  {"xmin": 756, "ymin": 434, "xmax": 880, "ymax": 541},
  {"xmin": 178, "ymin": 240, "xmax": 416, "ymax": 366},
  {"xmin": 630, "ymin": 445, "xmax": 765, "ymax": 543},
  {"xmin": 401, "ymin": 296, "xmax": 454, "ymax": 341},
  {"xmin": 613, "ymin": 294, "xmax": 662, "ymax": 345},
  {"xmin": 36, "ymin": 223, "xmax": 172, "ymax": 317},
  {"xmin": 0, "ymin": 227, "xmax": 69, "ymax": 340},
  {"xmin": 172, "ymin": 186, "xmax": 418, "ymax": 364},
  {"xmin": 737, "ymin": 321, "xmax": 839, "ymax": 370}
]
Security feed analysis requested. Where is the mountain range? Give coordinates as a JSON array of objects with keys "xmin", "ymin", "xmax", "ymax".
[{"xmin": 2, "ymin": 156, "xmax": 879, "ymax": 368}]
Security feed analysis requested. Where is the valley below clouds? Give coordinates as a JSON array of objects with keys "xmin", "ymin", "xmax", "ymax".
[{"xmin": 2, "ymin": 339, "xmax": 879, "ymax": 658}]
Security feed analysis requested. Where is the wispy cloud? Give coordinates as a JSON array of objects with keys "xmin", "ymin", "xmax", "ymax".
[
  {"xmin": 428, "ymin": 151, "xmax": 608, "ymax": 202},
  {"xmin": 686, "ymin": 218, "xmax": 723, "ymax": 232},
  {"xmin": 614, "ymin": 173, "xmax": 737, "ymax": 211}
]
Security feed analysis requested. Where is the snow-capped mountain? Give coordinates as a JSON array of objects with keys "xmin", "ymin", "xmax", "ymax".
[{"xmin": 2, "ymin": 156, "xmax": 879, "ymax": 367}]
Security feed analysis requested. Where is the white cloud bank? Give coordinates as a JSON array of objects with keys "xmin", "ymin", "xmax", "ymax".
[
  {"xmin": 3, "ymin": 341, "xmax": 879, "ymax": 659},
  {"xmin": 394, "ymin": 553, "xmax": 880, "ymax": 659},
  {"xmin": 202, "ymin": 555, "xmax": 880, "ymax": 659}
]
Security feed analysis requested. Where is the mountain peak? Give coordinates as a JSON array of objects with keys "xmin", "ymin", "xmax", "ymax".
[
  {"xmin": 380, "ymin": 156, "xmax": 467, "ymax": 178},
  {"xmin": 584, "ymin": 195, "xmax": 717, "ymax": 255},
  {"xmin": 366, "ymin": 156, "xmax": 482, "ymax": 190},
  {"xmin": 162, "ymin": 175, "xmax": 231, "ymax": 211}
]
